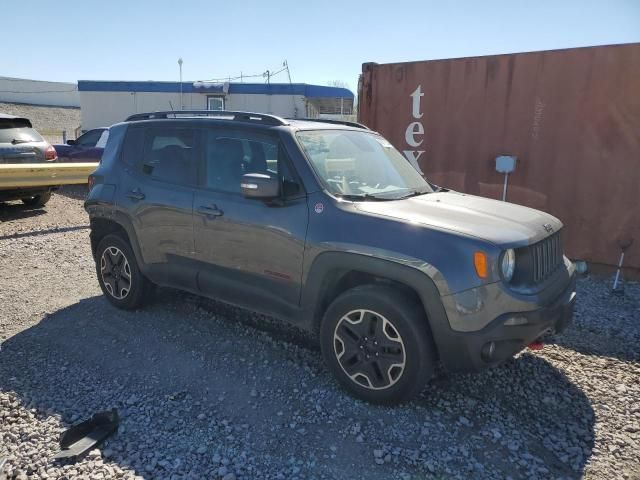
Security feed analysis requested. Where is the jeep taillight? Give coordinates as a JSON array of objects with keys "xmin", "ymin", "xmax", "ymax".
[
  {"xmin": 88, "ymin": 175, "xmax": 96, "ymax": 190},
  {"xmin": 45, "ymin": 144, "xmax": 57, "ymax": 161}
]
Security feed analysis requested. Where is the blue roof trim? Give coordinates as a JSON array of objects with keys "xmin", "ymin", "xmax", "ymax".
[
  {"xmin": 78, "ymin": 81, "xmax": 202, "ymax": 93},
  {"xmin": 77, "ymin": 81, "xmax": 354, "ymax": 98}
]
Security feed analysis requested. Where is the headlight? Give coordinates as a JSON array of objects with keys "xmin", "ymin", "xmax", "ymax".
[{"xmin": 501, "ymin": 249, "xmax": 516, "ymax": 282}]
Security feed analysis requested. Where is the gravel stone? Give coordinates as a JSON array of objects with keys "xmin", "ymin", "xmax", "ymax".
[{"xmin": 0, "ymin": 186, "xmax": 638, "ymax": 479}]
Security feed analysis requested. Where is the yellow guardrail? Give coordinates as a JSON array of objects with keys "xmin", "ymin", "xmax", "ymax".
[{"xmin": 0, "ymin": 162, "xmax": 99, "ymax": 188}]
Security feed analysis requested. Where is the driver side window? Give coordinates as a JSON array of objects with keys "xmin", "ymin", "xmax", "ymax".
[{"xmin": 203, "ymin": 130, "xmax": 299, "ymax": 196}]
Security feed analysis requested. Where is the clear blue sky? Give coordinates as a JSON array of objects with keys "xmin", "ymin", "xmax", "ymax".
[{"xmin": 5, "ymin": 0, "xmax": 639, "ymax": 93}]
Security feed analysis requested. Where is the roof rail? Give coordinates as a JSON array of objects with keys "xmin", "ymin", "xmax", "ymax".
[
  {"xmin": 124, "ymin": 110, "xmax": 288, "ymax": 126},
  {"xmin": 291, "ymin": 118, "xmax": 370, "ymax": 130}
]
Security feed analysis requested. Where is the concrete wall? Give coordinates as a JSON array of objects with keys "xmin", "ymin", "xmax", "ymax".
[
  {"xmin": 80, "ymin": 91, "xmax": 311, "ymax": 130},
  {"xmin": 0, "ymin": 77, "xmax": 79, "ymax": 107}
]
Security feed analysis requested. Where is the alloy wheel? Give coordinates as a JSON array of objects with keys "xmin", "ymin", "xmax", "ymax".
[
  {"xmin": 333, "ymin": 309, "xmax": 406, "ymax": 390},
  {"xmin": 100, "ymin": 246, "xmax": 132, "ymax": 300}
]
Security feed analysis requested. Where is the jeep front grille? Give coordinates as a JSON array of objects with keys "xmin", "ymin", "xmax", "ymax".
[{"xmin": 529, "ymin": 232, "xmax": 564, "ymax": 283}]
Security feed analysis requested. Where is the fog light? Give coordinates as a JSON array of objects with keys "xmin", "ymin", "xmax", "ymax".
[{"xmin": 481, "ymin": 341, "xmax": 496, "ymax": 361}]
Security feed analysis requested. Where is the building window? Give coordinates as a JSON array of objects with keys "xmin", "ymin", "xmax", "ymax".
[{"xmin": 207, "ymin": 96, "xmax": 225, "ymax": 111}]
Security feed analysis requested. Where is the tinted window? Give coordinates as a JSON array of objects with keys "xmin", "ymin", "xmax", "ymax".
[
  {"xmin": 0, "ymin": 118, "xmax": 43, "ymax": 144},
  {"xmin": 120, "ymin": 127, "xmax": 144, "ymax": 166},
  {"xmin": 204, "ymin": 130, "xmax": 298, "ymax": 195},
  {"xmin": 76, "ymin": 129, "xmax": 104, "ymax": 147},
  {"xmin": 141, "ymin": 127, "xmax": 197, "ymax": 186}
]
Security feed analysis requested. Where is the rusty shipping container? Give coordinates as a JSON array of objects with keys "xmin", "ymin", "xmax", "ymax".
[{"xmin": 358, "ymin": 43, "xmax": 640, "ymax": 271}]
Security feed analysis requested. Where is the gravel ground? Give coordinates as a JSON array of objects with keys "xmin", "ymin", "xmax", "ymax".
[{"xmin": 0, "ymin": 188, "xmax": 638, "ymax": 480}]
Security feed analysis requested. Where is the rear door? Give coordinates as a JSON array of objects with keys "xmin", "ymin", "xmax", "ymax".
[
  {"xmin": 193, "ymin": 127, "xmax": 308, "ymax": 318},
  {"xmin": 117, "ymin": 124, "xmax": 198, "ymax": 289}
]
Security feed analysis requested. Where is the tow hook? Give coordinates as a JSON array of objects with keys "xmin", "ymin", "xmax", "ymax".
[{"xmin": 528, "ymin": 341, "xmax": 544, "ymax": 350}]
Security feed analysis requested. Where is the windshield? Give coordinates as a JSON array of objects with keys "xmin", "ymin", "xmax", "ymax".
[{"xmin": 296, "ymin": 130, "xmax": 432, "ymax": 199}]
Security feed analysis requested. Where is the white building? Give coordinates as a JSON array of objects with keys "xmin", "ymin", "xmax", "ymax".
[
  {"xmin": 0, "ymin": 76, "xmax": 79, "ymax": 107},
  {"xmin": 78, "ymin": 80, "xmax": 354, "ymax": 130}
]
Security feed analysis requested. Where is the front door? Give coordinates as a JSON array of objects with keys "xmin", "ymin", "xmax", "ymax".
[
  {"xmin": 193, "ymin": 127, "xmax": 308, "ymax": 319},
  {"xmin": 117, "ymin": 124, "xmax": 198, "ymax": 289}
]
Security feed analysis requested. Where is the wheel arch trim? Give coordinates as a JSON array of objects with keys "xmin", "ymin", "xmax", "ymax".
[
  {"xmin": 89, "ymin": 212, "xmax": 147, "ymax": 275},
  {"xmin": 301, "ymin": 251, "xmax": 453, "ymax": 350}
]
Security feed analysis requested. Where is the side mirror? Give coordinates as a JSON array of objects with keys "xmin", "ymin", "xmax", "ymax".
[
  {"xmin": 66, "ymin": 139, "xmax": 76, "ymax": 145},
  {"xmin": 241, "ymin": 173, "xmax": 279, "ymax": 199}
]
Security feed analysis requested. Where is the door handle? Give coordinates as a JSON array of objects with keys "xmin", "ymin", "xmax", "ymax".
[
  {"xmin": 198, "ymin": 204, "xmax": 224, "ymax": 217},
  {"xmin": 126, "ymin": 189, "xmax": 145, "ymax": 201}
]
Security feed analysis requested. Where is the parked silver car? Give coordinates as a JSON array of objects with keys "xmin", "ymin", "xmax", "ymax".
[{"xmin": 0, "ymin": 113, "xmax": 58, "ymax": 207}]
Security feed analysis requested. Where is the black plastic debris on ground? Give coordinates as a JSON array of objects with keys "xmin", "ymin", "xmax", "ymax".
[{"xmin": 53, "ymin": 409, "xmax": 119, "ymax": 461}]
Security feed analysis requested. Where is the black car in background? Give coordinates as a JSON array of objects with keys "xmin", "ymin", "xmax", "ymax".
[
  {"xmin": 0, "ymin": 113, "xmax": 58, "ymax": 207},
  {"xmin": 55, "ymin": 127, "xmax": 108, "ymax": 163}
]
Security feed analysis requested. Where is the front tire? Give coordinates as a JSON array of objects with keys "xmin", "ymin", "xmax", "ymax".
[
  {"xmin": 95, "ymin": 233, "xmax": 153, "ymax": 309},
  {"xmin": 320, "ymin": 285, "xmax": 436, "ymax": 404},
  {"xmin": 21, "ymin": 191, "xmax": 52, "ymax": 207}
]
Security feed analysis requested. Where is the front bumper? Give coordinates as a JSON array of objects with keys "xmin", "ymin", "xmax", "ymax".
[{"xmin": 435, "ymin": 271, "xmax": 576, "ymax": 372}]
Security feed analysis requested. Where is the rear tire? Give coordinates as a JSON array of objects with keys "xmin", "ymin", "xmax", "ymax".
[
  {"xmin": 21, "ymin": 191, "xmax": 52, "ymax": 207},
  {"xmin": 95, "ymin": 233, "xmax": 153, "ymax": 309},
  {"xmin": 320, "ymin": 284, "xmax": 436, "ymax": 404}
]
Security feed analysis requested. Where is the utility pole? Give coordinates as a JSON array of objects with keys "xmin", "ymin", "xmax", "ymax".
[
  {"xmin": 263, "ymin": 70, "xmax": 270, "ymax": 84},
  {"xmin": 178, "ymin": 58, "xmax": 184, "ymax": 110},
  {"xmin": 284, "ymin": 60, "xmax": 292, "ymax": 83},
  {"xmin": 283, "ymin": 60, "xmax": 298, "ymax": 118}
]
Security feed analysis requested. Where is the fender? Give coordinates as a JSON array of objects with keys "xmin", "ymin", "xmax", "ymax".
[
  {"xmin": 300, "ymin": 251, "xmax": 453, "ymax": 348},
  {"xmin": 87, "ymin": 208, "xmax": 149, "ymax": 277}
]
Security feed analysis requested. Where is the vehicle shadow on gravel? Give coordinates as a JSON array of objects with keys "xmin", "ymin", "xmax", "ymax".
[
  {"xmin": 0, "ymin": 202, "xmax": 47, "ymax": 222},
  {"xmin": 0, "ymin": 291, "xmax": 595, "ymax": 479}
]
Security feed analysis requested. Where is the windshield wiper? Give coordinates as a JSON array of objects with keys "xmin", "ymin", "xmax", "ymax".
[
  {"xmin": 392, "ymin": 188, "xmax": 434, "ymax": 200},
  {"xmin": 11, "ymin": 139, "xmax": 29, "ymax": 144},
  {"xmin": 427, "ymin": 181, "xmax": 448, "ymax": 193},
  {"xmin": 334, "ymin": 193, "xmax": 393, "ymax": 201}
]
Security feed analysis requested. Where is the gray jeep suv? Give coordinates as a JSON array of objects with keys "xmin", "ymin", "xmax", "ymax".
[{"xmin": 85, "ymin": 111, "xmax": 576, "ymax": 404}]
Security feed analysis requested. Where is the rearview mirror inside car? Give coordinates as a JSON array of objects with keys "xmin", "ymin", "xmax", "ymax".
[{"xmin": 241, "ymin": 173, "xmax": 279, "ymax": 199}]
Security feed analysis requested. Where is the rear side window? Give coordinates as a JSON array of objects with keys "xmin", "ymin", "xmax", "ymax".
[
  {"xmin": 120, "ymin": 126, "xmax": 198, "ymax": 188},
  {"xmin": 120, "ymin": 127, "xmax": 144, "ymax": 166},
  {"xmin": 0, "ymin": 118, "xmax": 43, "ymax": 144},
  {"xmin": 141, "ymin": 127, "xmax": 198, "ymax": 186}
]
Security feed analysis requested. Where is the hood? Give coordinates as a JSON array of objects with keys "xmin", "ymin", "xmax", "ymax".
[{"xmin": 354, "ymin": 191, "xmax": 562, "ymax": 247}]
